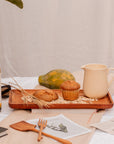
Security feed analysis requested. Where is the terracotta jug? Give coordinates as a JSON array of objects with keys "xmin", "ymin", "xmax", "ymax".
[{"xmin": 81, "ymin": 64, "xmax": 114, "ymax": 98}]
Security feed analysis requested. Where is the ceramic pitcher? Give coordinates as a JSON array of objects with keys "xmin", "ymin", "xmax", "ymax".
[{"xmin": 81, "ymin": 64, "xmax": 114, "ymax": 98}]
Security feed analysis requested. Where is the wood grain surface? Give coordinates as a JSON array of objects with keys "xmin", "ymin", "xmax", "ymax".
[{"xmin": 9, "ymin": 89, "xmax": 113, "ymax": 109}]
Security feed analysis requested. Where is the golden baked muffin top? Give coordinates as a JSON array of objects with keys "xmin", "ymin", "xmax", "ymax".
[{"xmin": 60, "ymin": 80, "xmax": 80, "ymax": 90}]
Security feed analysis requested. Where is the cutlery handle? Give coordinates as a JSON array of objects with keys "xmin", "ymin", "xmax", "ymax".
[
  {"xmin": 32, "ymin": 128, "xmax": 72, "ymax": 144},
  {"xmin": 38, "ymin": 125, "xmax": 43, "ymax": 141}
]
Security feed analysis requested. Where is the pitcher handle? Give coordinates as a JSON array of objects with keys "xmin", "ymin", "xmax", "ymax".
[{"xmin": 108, "ymin": 68, "xmax": 114, "ymax": 87}]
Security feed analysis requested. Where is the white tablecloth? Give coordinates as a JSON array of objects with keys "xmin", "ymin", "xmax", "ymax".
[{"xmin": 1, "ymin": 77, "xmax": 114, "ymax": 144}]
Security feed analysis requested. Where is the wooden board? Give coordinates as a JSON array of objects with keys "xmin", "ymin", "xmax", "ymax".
[{"xmin": 9, "ymin": 89, "xmax": 114, "ymax": 109}]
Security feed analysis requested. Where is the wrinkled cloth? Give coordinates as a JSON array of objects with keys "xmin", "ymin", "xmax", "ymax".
[{"xmin": 0, "ymin": 110, "xmax": 104, "ymax": 144}]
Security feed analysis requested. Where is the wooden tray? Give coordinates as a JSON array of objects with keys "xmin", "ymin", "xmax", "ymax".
[{"xmin": 9, "ymin": 89, "xmax": 114, "ymax": 109}]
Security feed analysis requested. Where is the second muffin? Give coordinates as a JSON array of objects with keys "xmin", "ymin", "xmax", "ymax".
[{"xmin": 60, "ymin": 80, "xmax": 80, "ymax": 101}]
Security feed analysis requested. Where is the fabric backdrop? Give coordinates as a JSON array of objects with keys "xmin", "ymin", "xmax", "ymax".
[{"xmin": 0, "ymin": 0, "xmax": 114, "ymax": 78}]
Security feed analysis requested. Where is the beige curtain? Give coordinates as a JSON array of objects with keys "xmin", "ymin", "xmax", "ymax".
[{"xmin": 0, "ymin": 0, "xmax": 114, "ymax": 78}]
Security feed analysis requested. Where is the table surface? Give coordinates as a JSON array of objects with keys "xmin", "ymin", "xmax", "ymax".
[{"xmin": 1, "ymin": 76, "xmax": 114, "ymax": 144}]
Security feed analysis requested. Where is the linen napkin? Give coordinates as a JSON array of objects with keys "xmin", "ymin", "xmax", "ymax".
[
  {"xmin": 0, "ymin": 109, "xmax": 104, "ymax": 144},
  {"xmin": 90, "ymin": 117, "xmax": 114, "ymax": 135}
]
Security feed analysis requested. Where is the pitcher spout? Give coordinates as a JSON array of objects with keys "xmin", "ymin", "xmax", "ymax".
[{"xmin": 81, "ymin": 65, "xmax": 86, "ymax": 70}]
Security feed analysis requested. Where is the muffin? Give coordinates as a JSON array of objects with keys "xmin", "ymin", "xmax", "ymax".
[
  {"xmin": 60, "ymin": 80, "xmax": 80, "ymax": 101},
  {"xmin": 33, "ymin": 89, "xmax": 58, "ymax": 102}
]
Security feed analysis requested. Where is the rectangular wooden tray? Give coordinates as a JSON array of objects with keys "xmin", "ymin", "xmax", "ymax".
[{"xmin": 9, "ymin": 89, "xmax": 114, "ymax": 109}]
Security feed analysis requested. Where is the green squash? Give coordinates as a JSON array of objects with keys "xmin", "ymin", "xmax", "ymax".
[{"xmin": 39, "ymin": 69, "xmax": 75, "ymax": 89}]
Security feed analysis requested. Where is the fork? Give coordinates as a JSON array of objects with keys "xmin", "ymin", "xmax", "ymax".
[{"xmin": 38, "ymin": 119, "xmax": 47, "ymax": 141}]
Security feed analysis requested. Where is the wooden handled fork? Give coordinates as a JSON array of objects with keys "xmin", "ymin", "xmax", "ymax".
[{"xmin": 38, "ymin": 119, "xmax": 47, "ymax": 141}]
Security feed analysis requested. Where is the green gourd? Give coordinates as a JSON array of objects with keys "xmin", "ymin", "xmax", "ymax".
[{"xmin": 38, "ymin": 69, "xmax": 75, "ymax": 89}]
